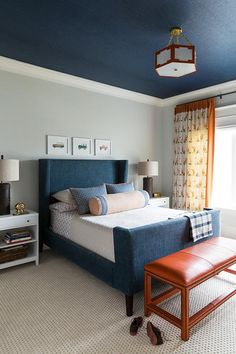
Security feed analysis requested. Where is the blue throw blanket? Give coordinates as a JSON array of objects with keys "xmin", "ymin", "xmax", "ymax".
[{"xmin": 185, "ymin": 211, "xmax": 213, "ymax": 242}]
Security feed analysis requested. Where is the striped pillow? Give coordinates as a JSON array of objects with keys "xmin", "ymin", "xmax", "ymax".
[
  {"xmin": 49, "ymin": 202, "xmax": 78, "ymax": 213},
  {"xmin": 89, "ymin": 190, "xmax": 149, "ymax": 216},
  {"xmin": 70, "ymin": 184, "xmax": 107, "ymax": 215}
]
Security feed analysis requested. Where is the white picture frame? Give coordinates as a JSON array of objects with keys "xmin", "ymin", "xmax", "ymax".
[
  {"xmin": 72, "ymin": 137, "xmax": 92, "ymax": 156},
  {"xmin": 95, "ymin": 139, "xmax": 112, "ymax": 156},
  {"xmin": 46, "ymin": 135, "xmax": 69, "ymax": 155}
]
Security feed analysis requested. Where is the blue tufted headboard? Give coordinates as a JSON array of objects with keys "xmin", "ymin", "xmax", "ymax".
[{"xmin": 38, "ymin": 159, "xmax": 128, "ymax": 249}]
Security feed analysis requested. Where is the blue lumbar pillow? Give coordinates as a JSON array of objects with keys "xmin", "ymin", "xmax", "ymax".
[
  {"xmin": 70, "ymin": 184, "xmax": 107, "ymax": 214},
  {"xmin": 106, "ymin": 182, "xmax": 134, "ymax": 194}
]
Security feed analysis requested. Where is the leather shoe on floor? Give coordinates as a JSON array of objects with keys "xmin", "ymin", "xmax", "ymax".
[
  {"xmin": 129, "ymin": 317, "xmax": 143, "ymax": 336},
  {"xmin": 147, "ymin": 321, "xmax": 163, "ymax": 345}
]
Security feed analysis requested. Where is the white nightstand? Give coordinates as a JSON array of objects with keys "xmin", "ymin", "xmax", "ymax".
[
  {"xmin": 149, "ymin": 197, "xmax": 169, "ymax": 208},
  {"xmin": 0, "ymin": 210, "xmax": 39, "ymax": 270}
]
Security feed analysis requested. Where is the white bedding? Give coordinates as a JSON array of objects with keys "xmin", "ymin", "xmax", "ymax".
[{"xmin": 51, "ymin": 205, "xmax": 185, "ymax": 263}]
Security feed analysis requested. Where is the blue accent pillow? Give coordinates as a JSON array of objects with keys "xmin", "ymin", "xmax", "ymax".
[
  {"xmin": 106, "ymin": 182, "xmax": 134, "ymax": 194},
  {"xmin": 70, "ymin": 184, "xmax": 107, "ymax": 215},
  {"xmin": 140, "ymin": 190, "xmax": 150, "ymax": 206}
]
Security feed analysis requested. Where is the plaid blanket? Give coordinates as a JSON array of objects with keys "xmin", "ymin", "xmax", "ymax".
[{"xmin": 185, "ymin": 211, "xmax": 213, "ymax": 242}]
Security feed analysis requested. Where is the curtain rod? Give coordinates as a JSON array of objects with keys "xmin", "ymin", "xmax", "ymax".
[
  {"xmin": 214, "ymin": 90, "xmax": 236, "ymax": 100},
  {"xmin": 179, "ymin": 90, "xmax": 236, "ymax": 106}
]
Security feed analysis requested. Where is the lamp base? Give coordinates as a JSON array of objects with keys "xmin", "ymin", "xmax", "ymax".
[
  {"xmin": 0, "ymin": 183, "xmax": 10, "ymax": 215},
  {"xmin": 143, "ymin": 177, "xmax": 153, "ymax": 198}
]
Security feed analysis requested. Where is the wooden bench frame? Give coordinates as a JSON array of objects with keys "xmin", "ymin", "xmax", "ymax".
[{"xmin": 144, "ymin": 260, "xmax": 236, "ymax": 341}]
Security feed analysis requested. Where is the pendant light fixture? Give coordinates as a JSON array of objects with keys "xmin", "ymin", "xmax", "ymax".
[{"xmin": 155, "ymin": 27, "xmax": 196, "ymax": 77}]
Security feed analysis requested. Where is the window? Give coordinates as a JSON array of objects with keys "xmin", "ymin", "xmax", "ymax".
[{"xmin": 212, "ymin": 106, "xmax": 236, "ymax": 210}]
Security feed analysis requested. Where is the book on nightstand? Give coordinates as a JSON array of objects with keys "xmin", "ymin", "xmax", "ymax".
[{"xmin": 4, "ymin": 230, "xmax": 32, "ymax": 244}]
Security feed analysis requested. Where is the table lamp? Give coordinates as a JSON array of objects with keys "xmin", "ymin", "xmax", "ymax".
[
  {"xmin": 0, "ymin": 155, "xmax": 19, "ymax": 215},
  {"xmin": 138, "ymin": 159, "xmax": 158, "ymax": 197}
]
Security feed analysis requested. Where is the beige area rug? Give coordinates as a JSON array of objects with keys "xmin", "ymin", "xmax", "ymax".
[{"xmin": 0, "ymin": 250, "xmax": 236, "ymax": 354}]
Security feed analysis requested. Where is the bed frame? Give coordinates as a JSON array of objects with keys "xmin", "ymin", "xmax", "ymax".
[{"xmin": 39, "ymin": 159, "xmax": 220, "ymax": 316}]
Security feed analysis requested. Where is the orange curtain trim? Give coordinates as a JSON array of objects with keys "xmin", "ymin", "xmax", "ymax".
[
  {"xmin": 175, "ymin": 99, "xmax": 213, "ymax": 115},
  {"xmin": 205, "ymin": 98, "xmax": 215, "ymax": 207}
]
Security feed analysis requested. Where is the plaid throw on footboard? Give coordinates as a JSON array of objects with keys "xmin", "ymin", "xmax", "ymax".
[{"xmin": 185, "ymin": 211, "xmax": 213, "ymax": 242}]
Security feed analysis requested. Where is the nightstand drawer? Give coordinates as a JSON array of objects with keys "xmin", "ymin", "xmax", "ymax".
[
  {"xmin": 0, "ymin": 214, "xmax": 38, "ymax": 230},
  {"xmin": 149, "ymin": 197, "xmax": 169, "ymax": 208}
]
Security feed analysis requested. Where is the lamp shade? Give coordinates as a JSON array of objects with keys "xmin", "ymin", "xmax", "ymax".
[
  {"xmin": 138, "ymin": 160, "xmax": 158, "ymax": 177},
  {"xmin": 0, "ymin": 159, "xmax": 19, "ymax": 182}
]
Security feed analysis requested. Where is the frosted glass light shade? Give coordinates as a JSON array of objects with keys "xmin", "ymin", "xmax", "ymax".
[
  {"xmin": 155, "ymin": 44, "xmax": 196, "ymax": 77},
  {"xmin": 138, "ymin": 161, "xmax": 158, "ymax": 177},
  {"xmin": 0, "ymin": 159, "xmax": 19, "ymax": 182}
]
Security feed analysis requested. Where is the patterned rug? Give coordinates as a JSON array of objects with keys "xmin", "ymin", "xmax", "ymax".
[{"xmin": 0, "ymin": 250, "xmax": 236, "ymax": 354}]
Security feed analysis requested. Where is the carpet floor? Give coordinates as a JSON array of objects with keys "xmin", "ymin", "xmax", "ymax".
[{"xmin": 0, "ymin": 250, "xmax": 236, "ymax": 354}]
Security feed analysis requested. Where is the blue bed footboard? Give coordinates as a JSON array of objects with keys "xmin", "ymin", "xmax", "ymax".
[{"xmin": 113, "ymin": 209, "xmax": 220, "ymax": 295}]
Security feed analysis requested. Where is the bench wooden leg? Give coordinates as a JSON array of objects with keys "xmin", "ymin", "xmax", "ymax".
[
  {"xmin": 181, "ymin": 287, "xmax": 189, "ymax": 341},
  {"xmin": 144, "ymin": 272, "xmax": 152, "ymax": 316}
]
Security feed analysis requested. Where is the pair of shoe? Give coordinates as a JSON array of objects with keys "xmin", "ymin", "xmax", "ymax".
[{"xmin": 129, "ymin": 317, "xmax": 163, "ymax": 345}]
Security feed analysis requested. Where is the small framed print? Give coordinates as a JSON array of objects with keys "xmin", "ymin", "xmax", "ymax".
[
  {"xmin": 47, "ymin": 135, "xmax": 69, "ymax": 155},
  {"xmin": 72, "ymin": 137, "xmax": 92, "ymax": 156},
  {"xmin": 95, "ymin": 139, "xmax": 112, "ymax": 156}
]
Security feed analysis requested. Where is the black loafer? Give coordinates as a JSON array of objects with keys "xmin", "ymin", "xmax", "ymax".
[
  {"xmin": 129, "ymin": 316, "xmax": 143, "ymax": 336},
  {"xmin": 147, "ymin": 321, "xmax": 163, "ymax": 345}
]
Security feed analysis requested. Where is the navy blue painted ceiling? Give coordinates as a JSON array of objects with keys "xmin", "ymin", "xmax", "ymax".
[{"xmin": 0, "ymin": 0, "xmax": 236, "ymax": 98}]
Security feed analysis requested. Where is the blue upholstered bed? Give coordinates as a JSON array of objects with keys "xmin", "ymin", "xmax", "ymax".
[{"xmin": 39, "ymin": 159, "xmax": 220, "ymax": 316}]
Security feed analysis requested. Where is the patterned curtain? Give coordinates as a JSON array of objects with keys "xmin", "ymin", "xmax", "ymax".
[{"xmin": 172, "ymin": 98, "xmax": 215, "ymax": 211}]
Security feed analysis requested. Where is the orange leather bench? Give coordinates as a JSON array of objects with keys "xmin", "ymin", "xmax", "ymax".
[{"xmin": 144, "ymin": 237, "xmax": 236, "ymax": 341}]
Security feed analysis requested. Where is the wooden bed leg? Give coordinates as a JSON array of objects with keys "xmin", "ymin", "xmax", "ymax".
[
  {"xmin": 125, "ymin": 295, "xmax": 133, "ymax": 316},
  {"xmin": 144, "ymin": 272, "xmax": 152, "ymax": 317},
  {"xmin": 39, "ymin": 241, "xmax": 44, "ymax": 252}
]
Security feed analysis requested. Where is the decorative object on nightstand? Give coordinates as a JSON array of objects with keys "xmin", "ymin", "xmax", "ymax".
[
  {"xmin": 15, "ymin": 202, "xmax": 26, "ymax": 215},
  {"xmin": 0, "ymin": 210, "xmax": 39, "ymax": 269},
  {"xmin": 138, "ymin": 159, "xmax": 158, "ymax": 198},
  {"xmin": 0, "ymin": 155, "xmax": 19, "ymax": 215},
  {"xmin": 153, "ymin": 192, "xmax": 161, "ymax": 198}
]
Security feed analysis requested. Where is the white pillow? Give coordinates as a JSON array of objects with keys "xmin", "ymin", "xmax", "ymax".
[{"xmin": 52, "ymin": 189, "xmax": 77, "ymax": 206}]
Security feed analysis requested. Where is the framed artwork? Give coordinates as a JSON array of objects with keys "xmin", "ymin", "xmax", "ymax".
[
  {"xmin": 72, "ymin": 137, "xmax": 92, "ymax": 156},
  {"xmin": 95, "ymin": 139, "xmax": 112, "ymax": 156},
  {"xmin": 46, "ymin": 135, "xmax": 69, "ymax": 155}
]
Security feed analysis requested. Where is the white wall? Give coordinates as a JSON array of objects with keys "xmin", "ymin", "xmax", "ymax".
[
  {"xmin": 0, "ymin": 70, "xmax": 163, "ymax": 211},
  {"xmin": 160, "ymin": 105, "xmax": 174, "ymax": 201}
]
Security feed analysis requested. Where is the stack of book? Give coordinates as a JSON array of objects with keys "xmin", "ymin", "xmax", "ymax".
[{"xmin": 4, "ymin": 230, "xmax": 32, "ymax": 244}]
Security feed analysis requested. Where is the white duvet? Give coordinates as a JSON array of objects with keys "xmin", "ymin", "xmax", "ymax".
[{"xmin": 52, "ymin": 205, "xmax": 185, "ymax": 263}]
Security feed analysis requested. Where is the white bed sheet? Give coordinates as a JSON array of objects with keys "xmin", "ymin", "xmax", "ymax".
[{"xmin": 51, "ymin": 205, "xmax": 185, "ymax": 263}]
